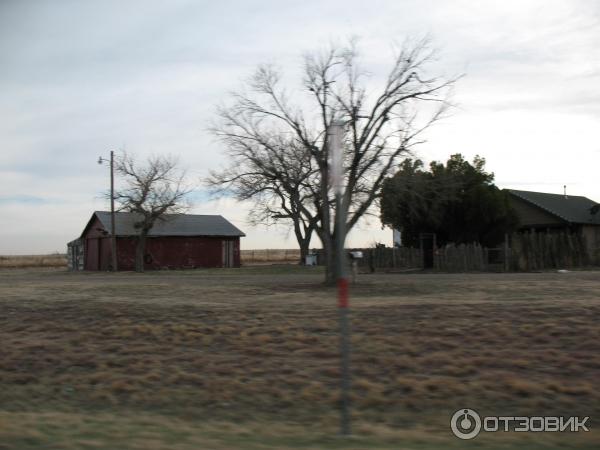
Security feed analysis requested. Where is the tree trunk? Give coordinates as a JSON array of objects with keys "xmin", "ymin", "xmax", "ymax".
[
  {"xmin": 296, "ymin": 227, "xmax": 314, "ymax": 265},
  {"xmin": 135, "ymin": 232, "xmax": 147, "ymax": 272},
  {"xmin": 319, "ymin": 232, "xmax": 336, "ymax": 285},
  {"xmin": 299, "ymin": 239, "xmax": 310, "ymax": 265}
]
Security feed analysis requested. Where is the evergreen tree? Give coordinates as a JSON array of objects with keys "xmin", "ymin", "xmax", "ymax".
[{"xmin": 380, "ymin": 154, "xmax": 517, "ymax": 247}]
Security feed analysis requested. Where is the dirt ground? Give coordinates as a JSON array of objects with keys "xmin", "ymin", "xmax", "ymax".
[{"xmin": 0, "ymin": 266, "xmax": 599, "ymax": 449}]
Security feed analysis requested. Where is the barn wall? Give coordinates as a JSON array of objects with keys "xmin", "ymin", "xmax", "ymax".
[
  {"xmin": 84, "ymin": 238, "xmax": 98, "ymax": 270},
  {"xmin": 116, "ymin": 237, "xmax": 137, "ymax": 270},
  {"xmin": 99, "ymin": 238, "xmax": 112, "ymax": 270},
  {"xmin": 114, "ymin": 236, "xmax": 241, "ymax": 270},
  {"xmin": 234, "ymin": 238, "xmax": 240, "ymax": 267},
  {"xmin": 84, "ymin": 216, "xmax": 108, "ymax": 238},
  {"xmin": 82, "ymin": 216, "xmax": 113, "ymax": 270},
  {"xmin": 81, "ymin": 213, "xmax": 242, "ymax": 270}
]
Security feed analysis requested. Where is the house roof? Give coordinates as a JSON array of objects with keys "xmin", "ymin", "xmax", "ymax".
[
  {"xmin": 86, "ymin": 211, "xmax": 245, "ymax": 237},
  {"xmin": 507, "ymin": 189, "xmax": 600, "ymax": 225}
]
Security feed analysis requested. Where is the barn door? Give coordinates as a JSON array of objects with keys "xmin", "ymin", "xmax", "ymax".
[
  {"xmin": 222, "ymin": 240, "xmax": 234, "ymax": 268},
  {"xmin": 85, "ymin": 238, "xmax": 100, "ymax": 270}
]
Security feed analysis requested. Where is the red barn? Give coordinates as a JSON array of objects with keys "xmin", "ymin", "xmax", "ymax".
[{"xmin": 68, "ymin": 211, "xmax": 244, "ymax": 271}]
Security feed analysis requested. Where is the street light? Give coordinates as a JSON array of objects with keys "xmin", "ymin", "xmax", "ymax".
[{"xmin": 98, "ymin": 151, "xmax": 118, "ymax": 271}]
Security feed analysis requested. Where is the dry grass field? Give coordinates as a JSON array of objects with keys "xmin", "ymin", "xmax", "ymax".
[
  {"xmin": 240, "ymin": 249, "xmax": 301, "ymax": 264},
  {"xmin": 0, "ymin": 254, "xmax": 67, "ymax": 269},
  {"xmin": 0, "ymin": 266, "xmax": 599, "ymax": 449}
]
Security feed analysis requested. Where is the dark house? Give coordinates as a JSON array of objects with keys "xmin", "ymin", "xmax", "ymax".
[
  {"xmin": 68, "ymin": 211, "xmax": 245, "ymax": 271},
  {"xmin": 507, "ymin": 189, "xmax": 600, "ymax": 259}
]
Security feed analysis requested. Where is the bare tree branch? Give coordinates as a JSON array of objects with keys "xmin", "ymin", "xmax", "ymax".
[
  {"xmin": 208, "ymin": 37, "xmax": 458, "ymax": 280},
  {"xmin": 112, "ymin": 152, "xmax": 192, "ymax": 272}
]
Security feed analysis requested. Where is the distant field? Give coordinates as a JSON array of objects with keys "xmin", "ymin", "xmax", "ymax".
[
  {"xmin": 0, "ymin": 267, "xmax": 599, "ymax": 449},
  {"xmin": 240, "ymin": 248, "xmax": 301, "ymax": 264},
  {"xmin": 0, "ymin": 253, "xmax": 67, "ymax": 268}
]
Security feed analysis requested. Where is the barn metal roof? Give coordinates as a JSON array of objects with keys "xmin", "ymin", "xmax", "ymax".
[
  {"xmin": 507, "ymin": 189, "xmax": 600, "ymax": 225},
  {"xmin": 92, "ymin": 211, "xmax": 245, "ymax": 237}
]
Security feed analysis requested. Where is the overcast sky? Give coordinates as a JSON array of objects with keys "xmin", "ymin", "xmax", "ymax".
[{"xmin": 1, "ymin": 0, "xmax": 599, "ymax": 254}]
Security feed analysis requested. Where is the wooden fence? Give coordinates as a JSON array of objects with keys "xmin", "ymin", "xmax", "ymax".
[
  {"xmin": 434, "ymin": 243, "xmax": 507, "ymax": 272},
  {"xmin": 313, "ymin": 247, "xmax": 423, "ymax": 271},
  {"xmin": 508, "ymin": 230, "xmax": 591, "ymax": 271},
  {"xmin": 343, "ymin": 245, "xmax": 506, "ymax": 272},
  {"xmin": 311, "ymin": 230, "xmax": 596, "ymax": 272},
  {"xmin": 357, "ymin": 247, "xmax": 423, "ymax": 271}
]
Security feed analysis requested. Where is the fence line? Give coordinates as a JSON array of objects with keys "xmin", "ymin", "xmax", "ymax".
[
  {"xmin": 238, "ymin": 229, "xmax": 596, "ymax": 271},
  {"xmin": 509, "ymin": 230, "xmax": 591, "ymax": 271},
  {"xmin": 310, "ymin": 230, "xmax": 597, "ymax": 272}
]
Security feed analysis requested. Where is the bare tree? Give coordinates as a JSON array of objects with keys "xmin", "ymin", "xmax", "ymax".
[
  {"xmin": 210, "ymin": 38, "xmax": 457, "ymax": 283},
  {"xmin": 113, "ymin": 153, "xmax": 191, "ymax": 272},
  {"xmin": 207, "ymin": 136, "xmax": 318, "ymax": 263}
]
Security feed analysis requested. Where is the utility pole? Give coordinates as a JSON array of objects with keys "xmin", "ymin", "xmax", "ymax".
[
  {"xmin": 98, "ymin": 151, "xmax": 118, "ymax": 271},
  {"xmin": 328, "ymin": 121, "xmax": 351, "ymax": 436},
  {"xmin": 110, "ymin": 151, "xmax": 117, "ymax": 271}
]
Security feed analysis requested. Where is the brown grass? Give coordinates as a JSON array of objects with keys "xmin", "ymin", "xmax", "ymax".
[
  {"xmin": 0, "ymin": 267, "xmax": 599, "ymax": 448},
  {"xmin": 240, "ymin": 248, "xmax": 300, "ymax": 264},
  {"xmin": 0, "ymin": 253, "xmax": 67, "ymax": 268}
]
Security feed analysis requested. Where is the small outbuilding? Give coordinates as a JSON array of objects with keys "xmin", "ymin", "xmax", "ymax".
[{"xmin": 68, "ymin": 211, "xmax": 245, "ymax": 271}]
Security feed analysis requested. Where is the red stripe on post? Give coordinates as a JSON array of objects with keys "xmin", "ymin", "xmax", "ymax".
[{"xmin": 337, "ymin": 277, "xmax": 349, "ymax": 308}]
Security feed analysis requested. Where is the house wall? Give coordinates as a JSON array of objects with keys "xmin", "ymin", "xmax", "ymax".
[
  {"xmin": 580, "ymin": 225, "xmax": 600, "ymax": 264},
  {"xmin": 509, "ymin": 195, "xmax": 564, "ymax": 229}
]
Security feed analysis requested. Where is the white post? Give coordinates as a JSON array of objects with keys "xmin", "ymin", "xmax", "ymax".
[{"xmin": 328, "ymin": 121, "xmax": 351, "ymax": 436}]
